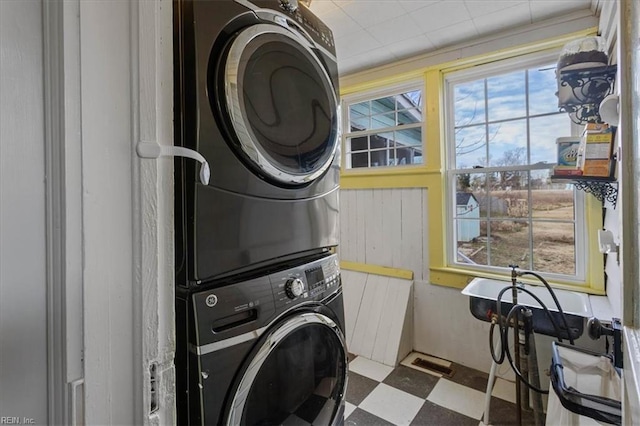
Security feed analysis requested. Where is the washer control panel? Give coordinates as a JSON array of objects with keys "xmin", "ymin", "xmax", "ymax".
[
  {"xmin": 192, "ymin": 253, "xmax": 341, "ymax": 346},
  {"xmin": 271, "ymin": 253, "xmax": 341, "ymax": 309}
]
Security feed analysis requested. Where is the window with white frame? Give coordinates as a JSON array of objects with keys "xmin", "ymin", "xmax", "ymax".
[
  {"xmin": 343, "ymin": 82, "xmax": 424, "ymax": 169},
  {"xmin": 445, "ymin": 52, "xmax": 586, "ymax": 281}
]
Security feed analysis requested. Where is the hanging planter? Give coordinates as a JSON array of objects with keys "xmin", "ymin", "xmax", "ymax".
[{"xmin": 556, "ymin": 37, "xmax": 617, "ymax": 124}]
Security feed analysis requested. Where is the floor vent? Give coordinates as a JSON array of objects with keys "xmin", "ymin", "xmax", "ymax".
[{"xmin": 411, "ymin": 357, "xmax": 455, "ymax": 378}]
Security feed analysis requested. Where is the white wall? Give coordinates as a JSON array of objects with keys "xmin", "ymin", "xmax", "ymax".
[
  {"xmin": 0, "ymin": 1, "xmax": 48, "ymax": 423},
  {"xmin": 339, "ymin": 188, "xmax": 429, "ymax": 280},
  {"xmin": 1, "ymin": 1, "xmax": 174, "ymax": 424}
]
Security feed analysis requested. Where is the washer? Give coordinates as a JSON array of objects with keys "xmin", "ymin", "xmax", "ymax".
[
  {"xmin": 175, "ymin": 253, "xmax": 348, "ymax": 425},
  {"xmin": 174, "ymin": 0, "xmax": 341, "ymax": 285}
]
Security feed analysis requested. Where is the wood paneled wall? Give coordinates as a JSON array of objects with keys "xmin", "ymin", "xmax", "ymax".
[
  {"xmin": 342, "ymin": 270, "xmax": 413, "ymax": 366},
  {"xmin": 339, "ymin": 188, "xmax": 429, "ymax": 280}
]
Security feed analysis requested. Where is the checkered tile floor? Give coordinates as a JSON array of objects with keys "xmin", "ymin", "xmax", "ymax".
[{"xmin": 345, "ymin": 353, "xmax": 538, "ymax": 426}]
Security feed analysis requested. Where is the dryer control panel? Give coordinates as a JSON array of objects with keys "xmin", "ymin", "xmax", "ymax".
[{"xmin": 248, "ymin": 0, "xmax": 336, "ymax": 50}]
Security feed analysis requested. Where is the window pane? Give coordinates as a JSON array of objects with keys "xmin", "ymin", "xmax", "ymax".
[
  {"xmin": 350, "ymin": 152, "xmax": 368, "ymax": 168},
  {"xmin": 349, "ymin": 102, "xmax": 370, "ymax": 131},
  {"xmin": 395, "ymin": 147, "xmax": 422, "ymax": 165},
  {"xmin": 530, "ymin": 114, "xmax": 571, "ymax": 164},
  {"xmin": 455, "ymin": 124, "xmax": 486, "ymax": 168},
  {"xmin": 488, "ymin": 220, "xmax": 530, "ymax": 268},
  {"xmin": 369, "ymin": 132, "xmax": 392, "ymax": 149},
  {"xmin": 457, "ymin": 220, "xmax": 488, "ymax": 266},
  {"xmin": 531, "ymin": 186, "xmax": 574, "ymax": 220},
  {"xmin": 488, "ymin": 120, "xmax": 527, "ymax": 168},
  {"xmin": 347, "ymin": 136, "xmax": 368, "ymax": 152},
  {"xmin": 371, "ymin": 96, "xmax": 396, "ymax": 114},
  {"xmin": 370, "ymin": 149, "xmax": 392, "ymax": 167},
  {"xmin": 396, "ymin": 127, "xmax": 422, "ymax": 148},
  {"xmin": 398, "ymin": 108, "xmax": 422, "ymax": 125},
  {"xmin": 403, "ymin": 90, "xmax": 422, "ymax": 108},
  {"xmin": 454, "ymin": 80, "xmax": 485, "ymax": 126},
  {"xmin": 344, "ymin": 86, "xmax": 423, "ymax": 171},
  {"xmin": 371, "ymin": 112, "xmax": 395, "ymax": 129},
  {"xmin": 528, "ymin": 64, "xmax": 560, "ymax": 115},
  {"xmin": 532, "ymin": 221, "xmax": 576, "ymax": 274},
  {"xmin": 487, "ymin": 70, "xmax": 526, "ymax": 122}
]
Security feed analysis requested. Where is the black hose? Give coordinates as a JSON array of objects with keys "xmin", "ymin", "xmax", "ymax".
[
  {"xmin": 489, "ymin": 271, "xmax": 577, "ymax": 395},
  {"xmin": 502, "ymin": 304, "xmax": 549, "ymax": 394},
  {"xmin": 495, "ymin": 285, "xmax": 566, "ymax": 343},
  {"xmin": 518, "ymin": 271, "xmax": 576, "ymax": 345}
]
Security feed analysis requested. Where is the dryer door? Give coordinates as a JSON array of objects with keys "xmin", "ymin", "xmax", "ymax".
[
  {"xmin": 220, "ymin": 23, "xmax": 339, "ymax": 186},
  {"xmin": 226, "ymin": 312, "xmax": 347, "ymax": 425}
]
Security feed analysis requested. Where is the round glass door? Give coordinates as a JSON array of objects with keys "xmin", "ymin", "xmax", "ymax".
[
  {"xmin": 226, "ymin": 313, "xmax": 347, "ymax": 425},
  {"xmin": 222, "ymin": 24, "xmax": 339, "ymax": 186}
]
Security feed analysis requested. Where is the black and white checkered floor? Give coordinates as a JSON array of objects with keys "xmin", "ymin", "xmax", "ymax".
[{"xmin": 345, "ymin": 352, "xmax": 537, "ymax": 425}]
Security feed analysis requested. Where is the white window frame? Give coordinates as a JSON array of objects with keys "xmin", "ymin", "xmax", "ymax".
[
  {"xmin": 444, "ymin": 50, "xmax": 588, "ymax": 284},
  {"xmin": 341, "ymin": 80, "xmax": 424, "ymax": 170}
]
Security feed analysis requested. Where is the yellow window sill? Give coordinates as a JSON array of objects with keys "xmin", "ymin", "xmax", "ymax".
[{"xmin": 429, "ymin": 266, "xmax": 607, "ymax": 295}]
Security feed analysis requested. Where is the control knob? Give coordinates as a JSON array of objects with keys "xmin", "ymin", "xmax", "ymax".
[{"xmin": 285, "ymin": 278, "xmax": 304, "ymax": 299}]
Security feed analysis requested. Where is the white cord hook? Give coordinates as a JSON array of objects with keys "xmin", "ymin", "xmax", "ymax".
[{"xmin": 137, "ymin": 141, "xmax": 210, "ymax": 185}]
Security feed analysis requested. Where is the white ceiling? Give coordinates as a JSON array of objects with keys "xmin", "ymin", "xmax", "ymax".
[{"xmin": 309, "ymin": 0, "xmax": 599, "ymax": 76}]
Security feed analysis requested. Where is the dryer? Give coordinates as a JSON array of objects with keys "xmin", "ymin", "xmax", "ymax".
[
  {"xmin": 174, "ymin": 0, "xmax": 341, "ymax": 285},
  {"xmin": 175, "ymin": 253, "xmax": 348, "ymax": 425}
]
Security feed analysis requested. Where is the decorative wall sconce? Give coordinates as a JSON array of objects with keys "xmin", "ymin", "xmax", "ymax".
[
  {"xmin": 557, "ymin": 65, "xmax": 617, "ymax": 124},
  {"xmin": 555, "ymin": 37, "xmax": 616, "ymax": 124}
]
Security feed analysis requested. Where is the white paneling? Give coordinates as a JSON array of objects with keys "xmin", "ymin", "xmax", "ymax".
[
  {"xmin": 342, "ymin": 270, "xmax": 367, "ymax": 349},
  {"xmin": 354, "ymin": 189, "xmax": 369, "ymax": 263},
  {"xmin": 382, "ymin": 277, "xmax": 413, "ymax": 365},
  {"xmin": 401, "ymin": 188, "xmax": 427, "ymax": 280},
  {"xmin": 385, "ymin": 189, "xmax": 403, "ymax": 269},
  {"xmin": 349, "ymin": 273, "xmax": 372, "ymax": 355},
  {"xmin": 80, "ymin": 1, "xmax": 134, "ymax": 423},
  {"xmin": 371, "ymin": 280, "xmax": 396, "ymax": 362},
  {"xmin": 339, "ymin": 188, "xmax": 428, "ymax": 279},
  {"xmin": 365, "ymin": 190, "xmax": 384, "ymax": 266},
  {"xmin": 359, "ymin": 275, "xmax": 388, "ymax": 358},
  {"xmin": 0, "ymin": 1, "xmax": 48, "ymax": 423},
  {"xmin": 343, "ymin": 271, "xmax": 413, "ymax": 366}
]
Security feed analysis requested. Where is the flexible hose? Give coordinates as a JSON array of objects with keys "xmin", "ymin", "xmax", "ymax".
[
  {"xmin": 495, "ymin": 285, "xmax": 565, "ymax": 343},
  {"xmin": 518, "ymin": 271, "xmax": 576, "ymax": 345},
  {"xmin": 488, "ymin": 271, "xmax": 577, "ymax": 395},
  {"xmin": 502, "ymin": 304, "xmax": 549, "ymax": 394}
]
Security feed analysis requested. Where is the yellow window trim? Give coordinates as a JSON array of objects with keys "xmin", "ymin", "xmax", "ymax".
[
  {"xmin": 340, "ymin": 261, "xmax": 414, "ymax": 280},
  {"xmin": 339, "ymin": 28, "xmax": 604, "ymax": 293}
]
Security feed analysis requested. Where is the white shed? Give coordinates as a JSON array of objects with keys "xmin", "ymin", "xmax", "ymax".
[{"xmin": 456, "ymin": 193, "xmax": 480, "ymax": 242}]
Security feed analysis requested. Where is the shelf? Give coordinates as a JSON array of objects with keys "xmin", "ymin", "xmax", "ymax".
[{"xmin": 551, "ymin": 175, "xmax": 618, "ymax": 207}]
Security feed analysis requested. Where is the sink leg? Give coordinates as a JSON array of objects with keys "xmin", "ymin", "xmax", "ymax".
[{"xmin": 482, "ymin": 360, "xmax": 497, "ymax": 425}]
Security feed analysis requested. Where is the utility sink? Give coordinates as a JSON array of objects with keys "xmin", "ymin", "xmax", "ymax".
[{"xmin": 462, "ymin": 278, "xmax": 593, "ymax": 340}]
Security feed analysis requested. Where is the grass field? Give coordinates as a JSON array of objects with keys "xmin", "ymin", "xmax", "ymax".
[{"xmin": 457, "ymin": 189, "xmax": 576, "ymax": 274}]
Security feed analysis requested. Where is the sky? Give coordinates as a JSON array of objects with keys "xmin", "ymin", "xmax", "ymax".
[{"xmin": 453, "ymin": 63, "xmax": 572, "ymax": 169}]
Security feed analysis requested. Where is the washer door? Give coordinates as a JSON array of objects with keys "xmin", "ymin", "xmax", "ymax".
[
  {"xmin": 221, "ymin": 23, "xmax": 339, "ymax": 186},
  {"xmin": 226, "ymin": 312, "xmax": 347, "ymax": 425}
]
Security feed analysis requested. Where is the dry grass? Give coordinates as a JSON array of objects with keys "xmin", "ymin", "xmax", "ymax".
[{"xmin": 459, "ymin": 191, "xmax": 576, "ymax": 275}]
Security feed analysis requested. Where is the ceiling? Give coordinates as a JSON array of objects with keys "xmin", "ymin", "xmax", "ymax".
[{"xmin": 309, "ymin": 0, "xmax": 599, "ymax": 76}]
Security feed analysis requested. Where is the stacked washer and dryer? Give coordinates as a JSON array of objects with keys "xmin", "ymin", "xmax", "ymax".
[{"xmin": 173, "ymin": 0, "xmax": 347, "ymax": 424}]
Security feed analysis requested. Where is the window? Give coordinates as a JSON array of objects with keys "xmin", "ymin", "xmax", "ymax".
[
  {"xmin": 445, "ymin": 52, "xmax": 587, "ymax": 282},
  {"xmin": 343, "ymin": 83, "xmax": 424, "ymax": 169}
]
